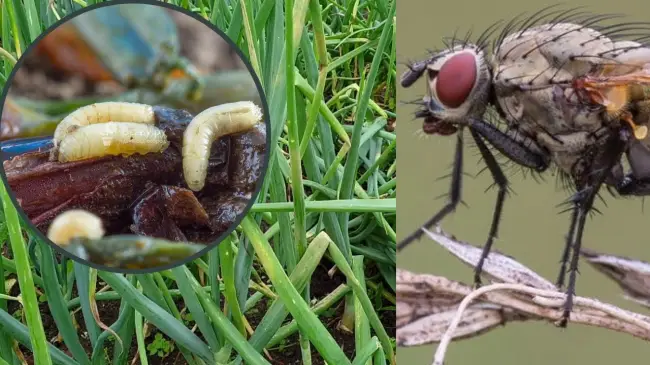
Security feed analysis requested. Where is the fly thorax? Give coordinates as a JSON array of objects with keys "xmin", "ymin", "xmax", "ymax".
[
  {"xmin": 493, "ymin": 83, "xmax": 600, "ymax": 139},
  {"xmin": 488, "ymin": 21, "xmax": 642, "ymax": 176},
  {"xmin": 492, "ymin": 23, "xmax": 616, "ymax": 132},
  {"xmin": 494, "ymin": 23, "xmax": 616, "ymax": 79},
  {"xmin": 537, "ymin": 131, "xmax": 596, "ymax": 174},
  {"xmin": 555, "ymin": 86, "xmax": 605, "ymax": 131}
]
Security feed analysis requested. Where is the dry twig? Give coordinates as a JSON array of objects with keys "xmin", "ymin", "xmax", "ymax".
[{"xmin": 397, "ymin": 227, "xmax": 650, "ymax": 364}]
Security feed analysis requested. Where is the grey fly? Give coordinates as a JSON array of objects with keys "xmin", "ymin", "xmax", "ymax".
[{"xmin": 399, "ymin": 5, "xmax": 650, "ymax": 326}]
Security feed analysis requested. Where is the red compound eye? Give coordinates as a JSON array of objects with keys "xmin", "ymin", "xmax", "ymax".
[{"xmin": 435, "ymin": 52, "xmax": 477, "ymax": 108}]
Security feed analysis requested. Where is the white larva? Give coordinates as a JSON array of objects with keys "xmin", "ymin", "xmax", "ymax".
[
  {"xmin": 53, "ymin": 102, "xmax": 156, "ymax": 147},
  {"xmin": 47, "ymin": 209, "xmax": 105, "ymax": 246},
  {"xmin": 58, "ymin": 122, "xmax": 170, "ymax": 163},
  {"xmin": 182, "ymin": 101, "xmax": 263, "ymax": 191}
]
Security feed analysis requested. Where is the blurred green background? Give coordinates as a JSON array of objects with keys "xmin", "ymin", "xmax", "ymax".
[{"xmin": 397, "ymin": 0, "xmax": 650, "ymax": 364}]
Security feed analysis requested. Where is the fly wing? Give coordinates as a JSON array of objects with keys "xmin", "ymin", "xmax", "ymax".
[
  {"xmin": 608, "ymin": 41, "xmax": 650, "ymax": 159},
  {"xmin": 607, "ymin": 41, "xmax": 650, "ymax": 176},
  {"xmin": 600, "ymin": 41, "xmax": 650, "ymax": 76}
]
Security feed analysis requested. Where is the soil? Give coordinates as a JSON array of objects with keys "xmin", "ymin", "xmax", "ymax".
[{"xmin": 6, "ymin": 259, "xmax": 395, "ymax": 364}]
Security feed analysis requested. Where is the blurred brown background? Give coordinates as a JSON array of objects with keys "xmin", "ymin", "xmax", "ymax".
[
  {"xmin": 397, "ymin": 0, "xmax": 650, "ymax": 364},
  {"xmin": 9, "ymin": 8, "xmax": 245, "ymax": 101}
]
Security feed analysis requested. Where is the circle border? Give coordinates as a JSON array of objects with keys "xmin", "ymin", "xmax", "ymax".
[{"xmin": 0, "ymin": 0, "xmax": 272, "ymax": 274}]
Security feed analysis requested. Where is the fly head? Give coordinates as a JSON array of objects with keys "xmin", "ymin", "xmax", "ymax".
[{"xmin": 402, "ymin": 45, "xmax": 493, "ymax": 136}]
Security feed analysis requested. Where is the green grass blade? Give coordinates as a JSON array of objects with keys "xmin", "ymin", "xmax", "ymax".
[
  {"xmin": 98, "ymin": 272, "xmax": 214, "ymax": 363},
  {"xmin": 171, "ymin": 266, "xmax": 221, "ymax": 349},
  {"xmin": 20, "ymin": 0, "xmax": 43, "ymax": 41},
  {"xmin": 236, "ymin": 233, "xmax": 329, "ymax": 362},
  {"xmin": 218, "ymin": 238, "xmax": 247, "ymax": 337},
  {"xmin": 326, "ymin": 237, "xmax": 395, "ymax": 364},
  {"xmin": 266, "ymin": 284, "xmax": 350, "ymax": 348},
  {"xmin": 150, "ymin": 273, "xmax": 199, "ymax": 365},
  {"xmin": 135, "ymin": 273, "xmax": 168, "ymax": 308},
  {"xmin": 268, "ymin": 167, "xmax": 295, "ymax": 268},
  {"xmin": 225, "ymin": 0, "xmax": 243, "ymax": 45},
  {"xmin": 0, "ymin": 182, "xmax": 51, "ymax": 365},
  {"xmin": 239, "ymin": 0, "xmax": 261, "ymax": 77},
  {"xmin": 207, "ymin": 248, "xmax": 223, "ymax": 346},
  {"xmin": 351, "ymin": 337, "xmax": 381, "ymax": 365},
  {"xmin": 0, "ymin": 206, "xmax": 17, "ymax": 365},
  {"xmin": 73, "ymin": 263, "xmax": 101, "ymax": 347},
  {"xmin": 90, "ymin": 296, "xmax": 132, "ymax": 364},
  {"xmin": 242, "ymin": 216, "xmax": 352, "ymax": 365},
  {"xmin": 353, "ymin": 256, "xmax": 371, "ymax": 365},
  {"xmin": 0, "ymin": 310, "xmax": 77, "ymax": 365},
  {"xmin": 133, "ymin": 305, "xmax": 148, "ymax": 365},
  {"xmin": 250, "ymin": 199, "xmax": 395, "ymax": 213},
  {"xmin": 182, "ymin": 266, "xmax": 271, "ymax": 365},
  {"xmin": 285, "ymin": 0, "xmax": 308, "ymax": 261},
  {"xmin": 5, "ymin": 0, "xmax": 25, "ymax": 57},
  {"xmin": 294, "ymin": 72, "xmax": 351, "ymax": 145},
  {"xmin": 112, "ymin": 276, "xmax": 136, "ymax": 365},
  {"xmin": 39, "ymin": 242, "xmax": 90, "ymax": 365}
]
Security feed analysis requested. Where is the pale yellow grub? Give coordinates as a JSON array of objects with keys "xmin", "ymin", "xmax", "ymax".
[
  {"xmin": 58, "ymin": 122, "xmax": 170, "ymax": 163},
  {"xmin": 47, "ymin": 210, "xmax": 105, "ymax": 246},
  {"xmin": 635, "ymin": 125, "xmax": 648, "ymax": 140},
  {"xmin": 53, "ymin": 102, "xmax": 156, "ymax": 147},
  {"xmin": 182, "ymin": 101, "xmax": 263, "ymax": 191}
]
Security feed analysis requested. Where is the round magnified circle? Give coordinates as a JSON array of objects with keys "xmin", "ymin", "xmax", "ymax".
[{"xmin": 0, "ymin": 0, "xmax": 270, "ymax": 273}]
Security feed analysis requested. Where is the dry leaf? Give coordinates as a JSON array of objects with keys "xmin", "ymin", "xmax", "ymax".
[
  {"xmin": 399, "ymin": 304, "xmax": 526, "ymax": 346},
  {"xmin": 422, "ymin": 227, "xmax": 556, "ymax": 290},
  {"xmin": 397, "ymin": 269, "xmax": 530, "ymax": 346},
  {"xmin": 581, "ymin": 248, "xmax": 650, "ymax": 308},
  {"xmin": 398, "ymin": 227, "xmax": 650, "ymax": 354}
]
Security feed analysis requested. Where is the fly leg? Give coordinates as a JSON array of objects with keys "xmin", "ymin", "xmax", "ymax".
[
  {"xmin": 396, "ymin": 55, "xmax": 464, "ymax": 253},
  {"xmin": 468, "ymin": 129, "xmax": 508, "ymax": 286},
  {"xmin": 396, "ymin": 117, "xmax": 550, "ymax": 288},
  {"xmin": 614, "ymin": 174, "xmax": 650, "ymax": 195},
  {"xmin": 466, "ymin": 119, "xmax": 550, "ymax": 286},
  {"xmin": 558, "ymin": 130, "xmax": 627, "ymax": 327},
  {"xmin": 558, "ymin": 186, "xmax": 597, "ymax": 328},
  {"xmin": 396, "ymin": 129, "xmax": 465, "ymax": 252},
  {"xmin": 556, "ymin": 130, "xmax": 612, "ymax": 289},
  {"xmin": 556, "ymin": 209, "xmax": 577, "ymax": 289},
  {"xmin": 467, "ymin": 119, "xmax": 551, "ymax": 172}
]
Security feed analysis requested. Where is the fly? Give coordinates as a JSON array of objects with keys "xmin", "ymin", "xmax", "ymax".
[{"xmin": 399, "ymin": 6, "xmax": 650, "ymax": 326}]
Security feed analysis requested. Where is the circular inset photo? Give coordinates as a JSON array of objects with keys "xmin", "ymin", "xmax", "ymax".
[{"xmin": 0, "ymin": 2, "xmax": 270, "ymax": 272}]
